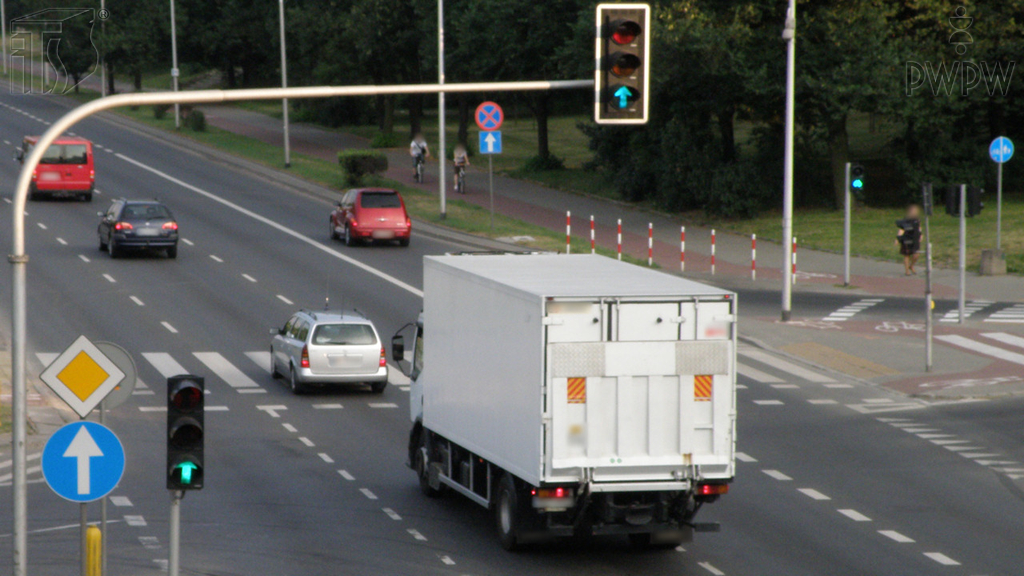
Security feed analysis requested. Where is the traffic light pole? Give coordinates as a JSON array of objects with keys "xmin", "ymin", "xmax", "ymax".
[
  {"xmin": 169, "ymin": 491, "xmax": 182, "ymax": 576},
  {"xmin": 781, "ymin": 0, "xmax": 797, "ymax": 321},
  {"xmin": 438, "ymin": 0, "xmax": 446, "ymax": 219},
  {"xmin": 924, "ymin": 183, "xmax": 933, "ymax": 372},
  {"xmin": 843, "ymin": 162, "xmax": 851, "ymax": 286},
  {"xmin": 959, "ymin": 184, "xmax": 967, "ymax": 324},
  {"xmin": 8, "ymin": 79, "xmax": 591, "ymax": 576}
]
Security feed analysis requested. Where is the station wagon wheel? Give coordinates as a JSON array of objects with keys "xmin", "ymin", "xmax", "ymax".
[
  {"xmin": 289, "ymin": 366, "xmax": 305, "ymax": 395},
  {"xmin": 344, "ymin": 225, "xmax": 354, "ymax": 247},
  {"xmin": 329, "ymin": 217, "xmax": 339, "ymax": 240}
]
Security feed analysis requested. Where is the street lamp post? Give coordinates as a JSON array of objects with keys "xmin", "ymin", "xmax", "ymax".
[
  {"xmin": 781, "ymin": 0, "xmax": 796, "ymax": 321},
  {"xmin": 278, "ymin": 0, "xmax": 290, "ymax": 168},
  {"xmin": 438, "ymin": 0, "xmax": 446, "ymax": 218},
  {"xmin": 2, "ymin": 0, "xmax": 8, "ymax": 75},
  {"xmin": 100, "ymin": 0, "xmax": 106, "ymax": 97},
  {"xmin": 169, "ymin": 0, "xmax": 180, "ymax": 128}
]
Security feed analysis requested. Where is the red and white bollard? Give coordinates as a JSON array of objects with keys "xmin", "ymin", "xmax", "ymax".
[
  {"xmin": 751, "ymin": 234, "xmax": 757, "ymax": 281},
  {"xmin": 566, "ymin": 211, "xmax": 571, "ymax": 254},
  {"xmin": 680, "ymin": 226, "xmax": 686, "ymax": 272},
  {"xmin": 792, "ymin": 236, "xmax": 798, "ymax": 285},
  {"xmin": 647, "ymin": 223, "xmax": 653, "ymax": 266},
  {"xmin": 617, "ymin": 219, "xmax": 622, "ymax": 261},
  {"xmin": 711, "ymin": 229, "xmax": 716, "ymax": 275},
  {"xmin": 590, "ymin": 215, "xmax": 595, "ymax": 254}
]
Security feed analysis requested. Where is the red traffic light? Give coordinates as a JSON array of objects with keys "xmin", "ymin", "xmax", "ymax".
[{"xmin": 611, "ymin": 19, "xmax": 641, "ymax": 45}]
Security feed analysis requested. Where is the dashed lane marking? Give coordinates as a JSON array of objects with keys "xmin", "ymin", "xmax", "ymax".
[
  {"xmin": 318, "ymin": 453, "xmax": 334, "ymax": 463},
  {"xmin": 130, "ymin": 296, "xmax": 144, "ymax": 306},
  {"xmin": 103, "ymin": 274, "xmax": 116, "ymax": 283},
  {"xmin": 762, "ymin": 470, "xmax": 792, "ymax": 481},
  {"xmin": 181, "ymin": 238, "xmax": 194, "ymax": 246},
  {"xmin": 923, "ymin": 552, "xmax": 960, "ymax": 566},
  {"xmin": 109, "ymin": 496, "xmax": 133, "ymax": 507},
  {"xmin": 440, "ymin": 556, "xmax": 455, "ymax": 566},
  {"xmin": 837, "ymin": 509, "xmax": 871, "ymax": 522},
  {"xmin": 282, "ymin": 423, "xmax": 297, "ymax": 433},
  {"xmin": 257, "ymin": 405, "xmax": 288, "ymax": 418},
  {"xmin": 37, "ymin": 222, "xmax": 46, "ymax": 229},
  {"xmin": 735, "ymin": 452, "xmax": 757, "ymax": 463},
  {"xmin": 78, "ymin": 255, "xmax": 90, "ymax": 262},
  {"xmin": 369, "ymin": 403, "xmax": 398, "ymax": 408},
  {"xmin": 808, "ymin": 399, "xmax": 838, "ymax": 405},
  {"xmin": 338, "ymin": 470, "xmax": 355, "ymax": 481},
  {"xmin": 931, "ymin": 439, "xmax": 971, "ymax": 445},
  {"xmin": 823, "ymin": 384, "xmax": 853, "ymax": 389},
  {"xmin": 124, "ymin": 515, "xmax": 147, "ymax": 527},
  {"xmin": 139, "ymin": 536, "xmax": 161, "ymax": 549},
  {"xmin": 298, "ymin": 437, "xmax": 315, "ymax": 447},
  {"xmin": 771, "ymin": 384, "xmax": 800, "ymax": 389},
  {"xmin": 879, "ymin": 530, "xmax": 914, "ymax": 543},
  {"xmin": 56, "ymin": 237, "xmax": 67, "ymax": 245},
  {"xmin": 383, "ymin": 508, "xmax": 402, "ymax": 521},
  {"xmin": 242, "ymin": 274, "xmax": 257, "ymax": 282},
  {"xmin": 407, "ymin": 528, "xmax": 426, "ymax": 541},
  {"xmin": 698, "ymin": 562, "xmax": 726, "ymax": 576},
  {"xmin": 360, "ymin": 488, "xmax": 378, "ymax": 500},
  {"xmin": 209, "ymin": 254, "xmax": 223, "ymax": 263},
  {"xmin": 797, "ymin": 488, "xmax": 830, "ymax": 501},
  {"xmin": 161, "ymin": 321, "xmax": 178, "ymax": 334},
  {"xmin": 276, "ymin": 294, "xmax": 294, "ymax": 305},
  {"xmin": 313, "ymin": 403, "xmax": 343, "ymax": 409},
  {"xmin": 753, "ymin": 400, "xmax": 784, "ymax": 406}
]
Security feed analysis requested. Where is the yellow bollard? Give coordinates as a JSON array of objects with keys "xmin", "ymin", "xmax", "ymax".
[{"xmin": 86, "ymin": 526, "xmax": 102, "ymax": 576}]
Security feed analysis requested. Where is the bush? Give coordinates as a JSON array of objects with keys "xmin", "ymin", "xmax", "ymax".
[
  {"xmin": 369, "ymin": 132, "xmax": 401, "ymax": 149},
  {"xmin": 338, "ymin": 150, "xmax": 388, "ymax": 185},
  {"xmin": 186, "ymin": 110, "xmax": 206, "ymax": 132},
  {"xmin": 153, "ymin": 105, "xmax": 169, "ymax": 120},
  {"xmin": 521, "ymin": 154, "xmax": 565, "ymax": 172}
]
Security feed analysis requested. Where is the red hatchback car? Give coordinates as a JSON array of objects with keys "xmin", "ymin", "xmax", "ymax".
[{"xmin": 330, "ymin": 188, "xmax": 411, "ymax": 247}]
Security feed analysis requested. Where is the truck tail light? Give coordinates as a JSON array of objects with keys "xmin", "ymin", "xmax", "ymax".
[
  {"xmin": 532, "ymin": 487, "xmax": 572, "ymax": 499},
  {"xmin": 698, "ymin": 483, "xmax": 729, "ymax": 496},
  {"xmin": 114, "ymin": 222, "xmax": 133, "ymax": 231},
  {"xmin": 300, "ymin": 345, "xmax": 310, "ymax": 368},
  {"xmin": 379, "ymin": 346, "xmax": 387, "ymax": 367}
]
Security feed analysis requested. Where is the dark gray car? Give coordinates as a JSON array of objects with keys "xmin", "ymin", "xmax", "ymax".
[{"xmin": 98, "ymin": 200, "xmax": 179, "ymax": 259}]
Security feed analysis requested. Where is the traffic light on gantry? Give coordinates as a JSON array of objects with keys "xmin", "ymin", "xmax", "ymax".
[
  {"xmin": 167, "ymin": 375, "xmax": 204, "ymax": 490},
  {"xmin": 595, "ymin": 4, "xmax": 650, "ymax": 124}
]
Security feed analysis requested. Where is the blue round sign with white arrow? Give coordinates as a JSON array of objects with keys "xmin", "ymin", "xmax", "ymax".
[
  {"xmin": 42, "ymin": 421, "xmax": 125, "ymax": 502},
  {"xmin": 990, "ymin": 136, "xmax": 1014, "ymax": 164}
]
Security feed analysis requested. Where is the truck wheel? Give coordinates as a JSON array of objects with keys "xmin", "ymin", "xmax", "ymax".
[
  {"xmin": 495, "ymin": 474, "xmax": 521, "ymax": 551},
  {"xmin": 414, "ymin": 437, "xmax": 444, "ymax": 498},
  {"xmin": 628, "ymin": 533, "xmax": 653, "ymax": 549}
]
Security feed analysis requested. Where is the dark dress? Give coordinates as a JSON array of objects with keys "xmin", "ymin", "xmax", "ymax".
[{"xmin": 898, "ymin": 219, "xmax": 921, "ymax": 256}]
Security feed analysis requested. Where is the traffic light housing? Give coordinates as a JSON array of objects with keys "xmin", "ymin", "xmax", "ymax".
[
  {"xmin": 967, "ymin": 186, "xmax": 983, "ymax": 217},
  {"xmin": 922, "ymin": 183, "xmax": 933, "ymax": 216},
  {"xmin": 595, "ymin": 4, "xmax": 650, "ymax": 124},
  {"xmin": 944, "ymin": 185, "xmax": 960, "ymax": 216},
  {"xmin": 850, "ymin": 164, "xmax": 865, "ymax": 192},
  {"xmin": 167, "ymin": 375, "xmax": 204, "ymax": 490}
]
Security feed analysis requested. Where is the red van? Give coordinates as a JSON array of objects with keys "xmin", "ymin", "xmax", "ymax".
[{"xmin": 16, "ymin": 136, "xmax": 95, "ymax": 201}]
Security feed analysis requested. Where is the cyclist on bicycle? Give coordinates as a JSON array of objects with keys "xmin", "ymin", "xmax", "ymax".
[
  {"xmin": 410, "ymin": 133, "xmax": 429, "ymax": 178},
  {"xmin": 453, "ymin": 144, "xmax": 470, "ymax": 191}
]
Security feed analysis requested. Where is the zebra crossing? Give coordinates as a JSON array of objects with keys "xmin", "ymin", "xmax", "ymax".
[
  {"xmin": 935, "ymin": 332, "xmax": 1024, "ymax": 366},
  {"xmin": 33, "ymin": 350, "xmax": 410, "ymax": 399},
  {"xmin": 983, "ymin": 303, "xmax": 1024, "ymax": 323},
  {"xmin": 822, "ymin": 298, "xmax": 884, "ymax": 322},
  {"xmin": 939, "ymin": 300, "xmax": 993, "ymax": 323}
]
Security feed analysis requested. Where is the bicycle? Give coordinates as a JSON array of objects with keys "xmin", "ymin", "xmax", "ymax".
[
  {"xmin": 455, "ymin": 165, "xmax": 466, "ymax": 194},
  {"xmin": 413, "ymin": 154, "xmax": 425, "ymax": 183}
]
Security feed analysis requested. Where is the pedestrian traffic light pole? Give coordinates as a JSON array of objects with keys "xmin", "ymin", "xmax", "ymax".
[
  {"xmin": 923, "ymin": 183, "xmax": 933, "ymax": 372},
  {"xmin": 843, "ymin": 162, "xmax": 851, "ymax": 286},
  {"xmin": 169, "ymin": 491, "xmax": 182, "ymax": 576},
  {"xmin": 7, "ymin": 79, "xmax": 591, "ymax": 576},
  {"xmin": 781, "ymin": 0, "xmax": 797, "ymax": 321},
  {"xmin": 959, "ymin": 184, "xmax": 967, "ymax": 324}
]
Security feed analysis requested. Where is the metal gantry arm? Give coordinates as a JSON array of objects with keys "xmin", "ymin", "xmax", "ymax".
[{"xmin": 8, "ymin": 79, "xmax": 590, "ymax": 576}]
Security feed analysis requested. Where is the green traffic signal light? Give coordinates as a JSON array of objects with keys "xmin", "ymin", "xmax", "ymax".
[
  {"xmin": 177, "ymin": 461, "xmax": 198, "ymax": 485},
  {"xmin": 595, "ymin": 4, "xmax": 650, "ymax": 124},
  {"xmin": 168, "ymin": 375, "xmax": 204, "ymax": 490}
]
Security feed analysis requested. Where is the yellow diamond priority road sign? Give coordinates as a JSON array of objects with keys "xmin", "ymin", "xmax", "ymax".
[{"xmin": 40, "ymin": 336, "xmax": 126, "ymax": 419}]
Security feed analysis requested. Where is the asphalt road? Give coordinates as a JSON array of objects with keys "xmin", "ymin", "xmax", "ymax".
[{"xmin": 1, "ymin": 91, "xmax": 1023, "ymax": 576}]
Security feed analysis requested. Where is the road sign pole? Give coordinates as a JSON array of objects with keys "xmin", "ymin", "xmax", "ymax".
[
  {"xmin": 438, "ymin": 0, "xmax": 446, "ymax": 219},
  {"xmin": 781, "ymin": 0, "xmax": 796, "ymax": 321},
  {"xmin": 924, "ymin": 183, "xmax": 933, "ymax": 372},
  {"xmin": 99, "ymin": 401, "xmax": 108, "ymax": 576},
  {"xmin": 959, "ymin": 184, "xmax": 966, "ymax": 324},
  {"xmin": 80, "ymin": 503, "xmax": 88, "ymax": 576},
  {"xmin": 488, "ymin": 155, "xmax": 494, "ymax": 230},
  {"xmin": 11, "ymin": 252, "xmax": 26, "ymax": 576},
  {"xmin": 169, "ymin": 491, "xmax": 182, "ymax": 576},
  {"xmin": 844, "ymin": 161, "xmax": 851, "ymax": 286},
  {"xmin": 997, "ymin": 162, "xmax": 1003, "ymax": 250}
]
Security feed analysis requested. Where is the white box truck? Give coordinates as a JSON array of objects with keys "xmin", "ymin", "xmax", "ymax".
[{"xmin": 392, "ymin": 253, "xmax": 736, "ymax": 550}]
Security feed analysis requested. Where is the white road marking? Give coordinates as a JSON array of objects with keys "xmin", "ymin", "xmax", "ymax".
[
  {"xmin": 299, "ymin": 437, "xmax": 315, "ymax": 447},
  {"xmin": 917, "ymin": 434, "xmax": 953, "ymax": 439},
  {"xmin": 238, "ymin": 388, "xmax": 266, "ymax": 394},
  {"xmin": 245, "ymin": 351, "xmax": 272, "ymax": 373},
  {"xmin": 738, "ymin": 349, "xmax": 835, "ymax": 382},
  {"xmin": 116, "ymin": 152, "xmax": 424, "ymax": 297},
  {"xmin": 762, "ymin": 470, "xmax": 792, "ymax": 481},
  {"xmin": 318, "ymin": 453, "xmax": 334, "ymax": 463},
  {"xmin": 141, "ymin": 350, "xmax": 187, "ymax": 377},
  {"xmin": 56, "ymin": 237, "xmax": 67, "ymax": 245},
  {"xmin": 797, "ymin": 488, "xmax": 830, "ymax": 501},
  {"xmin": 944, "ymin": 446, "xmax": 983, "ymax": 452},
  {"xmin": 878, "ymin": 530, "xmax": 914, "ymax": 543},
  {"xmin": 161, "ymin": 321, "xmax": 178, "ymax": 334},
  {"xmin": 440, "ymin": 556, "xmax": 455, "ymax": 566},
  {"xmin": 753, "ymin": 400, "xmax": 783, "ymax": 406},
  {"xmin": 193, "ymin": 352, "xmax": 260, "ymax": 388},
  {"xmin": 209, "ymin": 254, "xmax": 223, "ymax": 263},
  {"xmin": 807, "ymin": 399, "xmax": 838, "ymax": 405},
  {"xmin": 736, "ymin": 362, "xmax": 783, "ymax": 383},
  {"xmin": 931, "ymin": 439, "xmax": 971, "ymax": 445},
  {"xmin": 2, "ymin": 198, "xmax": 9, "ymax": 204},
  {"xmin": 276, "ymin": 294, "xmax": 294, "ymax": 305},
  {"xmin": 102, "ymin": 274, "xmax": 116, "ymax": 283},
  {"xmin": 139, "ymin": 536, "xmax": 161, "ymax": 549},
  {"xmin": 242, "ymin": 273, "xmax": 257, "ymax": 282},
  {"xmin": 282, "ymin": 423, "xmax": 297, "ymax": 433},
  {"xmin": 206, "ymin": 406, "xmax": 230, "ymax": 411},
  {"xmin": 863, "ymin": 398, "xmax": 894, "ymax": 404},
  {"xmin": 936, "ymin": 334, "xmax": 1024, "ymax": 365},
  {"xmin": 338, "ymin": 470, "xmax": 355, "ymax": 481},
  {"xmin": 130, "ymin": 296, "xmax": 144, "ymax": 306},
  {"xmin": 837, "ymin": 509, "xmax": 871, "ymax": 522},
  {"xmin": 923, "ymin": 552, "xmax": 960, "ymax": 566},
  {"xmin": 181, "ymin": 238, "xmax": 194, "ymax": 246},
  {"xmin": 109, "ymin": 496, "xmax": 133, "ymax": 507},
  {"xmin": 78, "ymin": 255, "xmax": 90, "ymax": 262},
  {"xmin": 974, "ymin": 459, "xmax": 1017, "ymax": 465},
  {"xmin": 823, "ymin": 383, "xmax": 853, "ymax": 389},
  {"xmin": 360, "ymin": 488, "xmax": 378, "ymax": 500},
  {"xmin": 369, "ymin": 402, "xmax": 398, "ymax": 408},
  {"xmin": 313, "ymin": 403, "xmax": 343, "ymax": 410},
  {"xmin": 124, "ymin": 515, "xmax": 147, "ymax": 527},
  {"xmin": 407, "ymin": 528, "xmax": 426, "ymax": 541},
  {"xmin": 257, "ymin": 405, "xmax": 287, "ymax": 418},
  {"xmin": 383, "ymin": 508, "xmax": 402, "ymax": 521},
  {"xmin": 138, "ymin": 407, "xmax": 167, "ymax": 413},
  {"xmin": 771, "ymin": 384, "xmax": 800, "ymax": 389},
  {"xmin": 36, "ymin": 222, "xmax": 46, "ymax": 230},
  {"xmin": 981, "ymin": 332, "xmax": 1024, "ymax": 349},
  {"xmin": 735, "ymin": 452, "xmax": 757, "ymax": 463},
  {"xmin": 698, "ymin": 562, "xmax": 725, "ymax": 576}
]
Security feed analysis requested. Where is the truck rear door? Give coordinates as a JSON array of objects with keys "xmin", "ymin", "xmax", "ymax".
[{"xmin": 545, "ymin": 298, "xmax": 735, "ymax": 484}]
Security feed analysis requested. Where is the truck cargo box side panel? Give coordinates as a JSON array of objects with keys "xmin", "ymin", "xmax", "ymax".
[{"xmin": 422, "ymin": 259, "xmax": 545, "ymax": 486}]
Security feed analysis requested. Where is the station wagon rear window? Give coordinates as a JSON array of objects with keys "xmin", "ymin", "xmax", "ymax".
[
  {"xmin": 312, "ymin": 324, "xmax": 377, "ymax": 346},
  {"xmin": 359, "ymin": 192, "xmax": 401, "ymax": 209}
]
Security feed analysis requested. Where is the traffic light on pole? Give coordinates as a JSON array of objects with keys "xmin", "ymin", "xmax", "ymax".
[
  {"xmin": 967, "ymin": 186, "xmax": 983, "ymax": 217},
  {"xmin": 595, "ymin": 3, "xmax": 650, "ymax": 124},
  {"xmin": 944, "ymin": 185, "xmax": 959, "ymax": 216},
  {"xmin": 850, "ymin": 164, "xmax": 865, "ymax": 192},
  {"xmin": 167, "ymin": 375, "xmax": 204, "ymax": 490}
]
